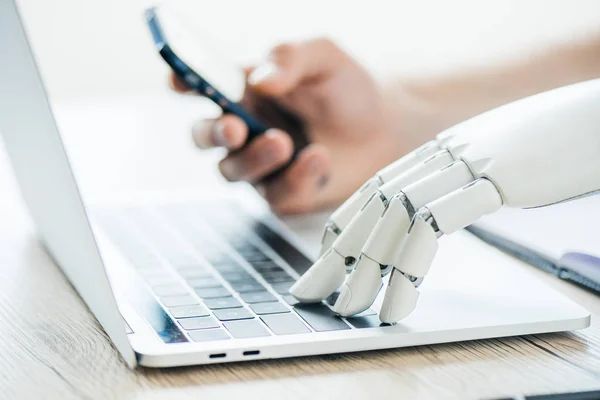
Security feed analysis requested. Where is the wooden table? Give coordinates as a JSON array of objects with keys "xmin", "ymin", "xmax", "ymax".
[{"xmin": 0, "ymin": 96, "xmax": 600, "ymax": 400}]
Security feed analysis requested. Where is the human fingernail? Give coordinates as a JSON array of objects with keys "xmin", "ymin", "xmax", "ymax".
[
  {"xmin": 258, "ymin": 144, "xmax": 277, "ymax": 165},
  {"xmin": 257, "ymin": 130, "xmax": 284, "ymax": 164},
  {"xmin": 192, "ymin": 121, "xmax": 211, "ymax": 149},
  {"xmin": 307, "ymin": 157, "xmax": 322, "ymax": 175},
  {"xmin": 220, "ymin": 159, "xmax": 242, "ymax": 181},
  {"xmin": 248, "ymin": 62, "xmax": 278, "ymax": 85},
  {"xmin": 212, "ymin": 120, "xmax": 228, "ymax": 147}
]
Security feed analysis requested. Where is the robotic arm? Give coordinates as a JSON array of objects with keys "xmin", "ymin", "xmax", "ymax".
[{"xmin": 290, "ymin": 79, "xmax": 600, "ymax": 323}]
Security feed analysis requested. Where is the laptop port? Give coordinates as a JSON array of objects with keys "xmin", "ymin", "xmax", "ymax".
[
  {"xmin": 243, "ymin": 350, "xmax": 260, "ymax": 356},
  {"xmin": 209, "ymin": 353, "xmax": 226, "ymax": 359}
]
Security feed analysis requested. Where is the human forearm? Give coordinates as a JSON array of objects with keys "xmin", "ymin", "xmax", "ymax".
[{"xmin": 386, "ymin": 33, "xmax": 600, "ymax": 151}]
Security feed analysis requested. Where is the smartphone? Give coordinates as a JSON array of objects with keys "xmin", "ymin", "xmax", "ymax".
[{"xmin": 145, "ymin": 6, "xmax": 308, "ymax": 174}]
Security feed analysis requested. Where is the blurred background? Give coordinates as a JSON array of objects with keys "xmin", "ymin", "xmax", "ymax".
[
  {"xmin": 4, "ymin": 0, "xmax": 600, "ymax": 251},
  {"xmin": 17, "ymin": 0, "xmax": 600, "ymax": 101}
]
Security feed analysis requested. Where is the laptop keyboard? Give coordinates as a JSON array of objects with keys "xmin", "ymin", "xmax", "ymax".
[{"xmin": 96, "ymin": 202, "xmax": 382, "ymax": 343}]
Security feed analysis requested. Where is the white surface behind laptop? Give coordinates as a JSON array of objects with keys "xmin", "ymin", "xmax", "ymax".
[{"xmin": 477, "ymin": 196, "xmax": 600, "ymax": 260}]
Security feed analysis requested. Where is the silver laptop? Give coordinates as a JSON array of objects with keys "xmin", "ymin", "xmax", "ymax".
[{"xmin": 0, "ymin": 0, "xmax": 589, "ymax": 368}]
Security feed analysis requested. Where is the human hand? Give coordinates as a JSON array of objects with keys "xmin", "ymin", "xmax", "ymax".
[{"xmin": 171, "ymin": 39, "xmax": 406, "ymax": 214}]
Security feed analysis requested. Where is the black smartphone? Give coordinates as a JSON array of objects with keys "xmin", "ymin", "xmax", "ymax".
[{"xmin": 145, "ymin": 6, "xmax": 308, "ymax": 174}]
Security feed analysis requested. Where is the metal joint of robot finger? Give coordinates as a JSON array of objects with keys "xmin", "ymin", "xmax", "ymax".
[
  {"xmin": 320, "ymin": 221, "xmax": 341, "ymax": 250},
  {"xmin": 410, "ymin": 207, "xmax": 443, "ymax": 239},
  {"xmin": 399, "ymin": 272, "xmax": 425, "ymax": 288}
]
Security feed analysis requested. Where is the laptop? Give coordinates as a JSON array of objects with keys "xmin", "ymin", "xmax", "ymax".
[{"xmin": 0, "ymin": 0, "xmax": 590, "ymax": 368}]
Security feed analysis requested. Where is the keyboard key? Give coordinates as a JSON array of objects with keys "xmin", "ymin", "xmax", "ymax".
[
  {"xmin": 294, "ymin": 304, "xmax": 351, "ymax": 332},
  {"xmin": 160, "ymin": 294, "xmax": 199, "ymax": 307},
  {"xmin": 262, "ymin": 272, "xmax": 295, "ymax": 283},
  {"xmin": 282, "ymin": 295, "xmax": 299, "ymax": 306},
  {"xmin": 172, "ymin": 260, "xmax": 206, "ymax": 269},
  {"xmin": 270, "ymin": 281, "xmax": 294, "ymax": 294},
  {"xmin": 238, "ymin": 252, "xmax": 270, "ymax": 262},
  {"xmin": 144, "ymin": 275, "xmax": 179, "ymax": 286},
  {"xmin": 137, "ymin": 268, "xmax": 168, "ymax": 278},
  {"xmin": 252, "ymin": 221, "xmax": 313, "ymax": 275},
  {"xmin": 229, "ymin": 280, "xmax": 264, "ymax": 293},
  {"xmin": 347, "ymin": 315, "xmax": 388, "ymax": 329},
  {"xmin": 205, "ymin": 250, "xmax": 235, "ymax": 260},
  {"xmin": 261, "ymin": 313, "xmax": 311, "ymax": 335},
  {"xmin": 235, "ymin": 250, "xmax": 263, "ymax": 259},
  {"xmin": 213, "ymin": 308, "xmax": 254, "ymax": 321},
  {"xmin": 250, "ymin": 260, "xmax": 280, "ymax": 268},
  {"xmin": 250, "ymin": 302, "xmax": 289, "ymax": 315},
  {"xmin": 136, "ymin": 267, "xmax": 166, "ymax": 278},
  {"xmin": 152, "ymin": 284, "xmax": 189, "ymax": 297},
  {"xmin": 232, "ymin": 243, "xmax": 259, "ymax": 254},
  {"xmin": 210, "ymin": 257, "xmax": 243, "ymax": 267},
  {"xmin": 198, "ymin": 249, "xmax": 227, "ymax": 261},
  {"xmin": 188, "ymin": 329, "xmax": 230, "ymax": 342},
  {"xmin": 243, "ymin": 253, "xmax": 271, "ymax": 262},
  {"xmin": 169, "ymin": 304, "xmax": 210, "ymax": 319},
  {"xmin": 256, "ymin": 267, "xmax": 285, "ymax": 275},
  {"xmin": 223, "ymin": 320, "xmax": 270, "ymax": 338},
  {"xmin": 220, "ymin": 271, "xmax": 253, "ymax": 282},
  {"xmin": 195, "ymin": 286, "xmax": 231, "ymax": 299},
  {"xmin": 225, "ymin": 237, "xmax": 247, "ymax": 245},
  {"xmin": 135, "ymin": 260, "xmax": 165, "ymax": 271},
  {"xmin": 203, "ymin": 297, "xmax": 243, "ymax": 310},
  {"xmin": 178, "ymin": 268, "xmax": 212, "ymax": 279},
  {"xmin": 166, "ymin": 255, "xmax": 199, "ymax": 266},
  {"xmin": 257, "ymin": 268, "xmax": 288, "ymax": 276},
  {"xmin": 234, "ymin": 242, "xmax": 258, "ymax": 250},
  {"xmin": 240, "ymin": 291, "xmax": 278, "ymax": 304},
  {"xmin": 252, "ymin": 263, "xmax": 284, "ymax": 273},
  {"xmin": 179, "ymin": 316, "xmax": 220, "ymax": 330},
  {"xmin": 187, "ymin": 277, "xmax": 221, "ymax": 288},
  {"xmin": 213, "ymin": 265, "xmax": 245, "ymax": 275},
  {"xmin": 355, "ymin": 308, "xmax": 377, "ymax": 317}
]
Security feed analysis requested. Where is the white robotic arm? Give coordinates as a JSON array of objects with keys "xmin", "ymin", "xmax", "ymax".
[{"xmin": 290, "ymin": 78, "xmax": 600, "ymax": 323}]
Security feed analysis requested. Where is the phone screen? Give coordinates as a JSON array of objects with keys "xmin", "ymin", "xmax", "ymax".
[{"xmin": 154, "ymin": 5, "xmax": 246, "ymax": 102}]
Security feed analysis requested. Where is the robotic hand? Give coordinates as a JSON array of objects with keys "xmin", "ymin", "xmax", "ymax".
[{"xmin": 289, "ymin": 79, "xmax": 600, "ymax": 323}]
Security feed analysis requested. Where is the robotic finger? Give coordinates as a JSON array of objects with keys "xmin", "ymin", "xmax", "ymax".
[
  {"xmin": 333, "ymin": 160, "xmax": 475, "ymax": 316},
  {"xmin": 290, "ymin": 194, "xmax": 386, "ymax": 302},
  {"xmin": 380, "ymin": 178, "xmax": 503, "ymax": 323},
  {"xmin": 320, "ymin": 141, "xmax": 446, "ymax": 255},
  {"xmin": 291, "ymin": 151, "xmax": 458, "ymax": 302}
]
